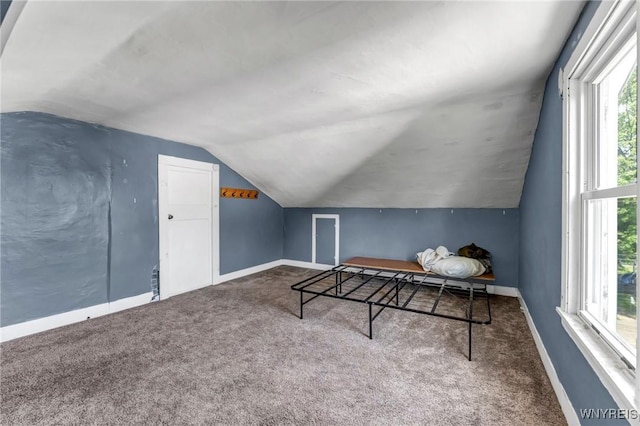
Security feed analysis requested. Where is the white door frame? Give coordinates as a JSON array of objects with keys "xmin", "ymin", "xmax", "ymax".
[
  {"xmin": 311, "ymin": 214, "xmax": 340, "ymax": 266},
  {"xmin": 158, "ymin": 155, "xmax": 220, "ymax": 299}
]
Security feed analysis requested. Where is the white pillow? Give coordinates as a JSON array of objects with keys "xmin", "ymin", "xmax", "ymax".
[
  {"xmin": 416, "ymin": 246, "xmax": 453, "ymax": 271},
  {"xmin": 429, "ymin": 256, "xmax": 486, "ymax": 279}
]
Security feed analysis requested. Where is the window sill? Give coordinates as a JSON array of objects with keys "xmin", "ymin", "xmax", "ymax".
[{"xmin": 556, "ymin": 307, "xmax": 636, "ymax": 411}]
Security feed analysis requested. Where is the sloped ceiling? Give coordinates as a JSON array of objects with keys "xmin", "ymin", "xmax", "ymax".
[{"xmin": 1, "ymin": 1, "xmax": 585, "ymax": 208}]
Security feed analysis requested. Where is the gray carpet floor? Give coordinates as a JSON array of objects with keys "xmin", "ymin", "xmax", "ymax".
[{"xmin": 1, "ymin": 266, "xmax": 565, "ymax": 425}]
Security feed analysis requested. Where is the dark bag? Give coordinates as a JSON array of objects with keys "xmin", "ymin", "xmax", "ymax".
[{"xmin": 457, "ymin": 243, "xmax": 492, "ymax": 273}]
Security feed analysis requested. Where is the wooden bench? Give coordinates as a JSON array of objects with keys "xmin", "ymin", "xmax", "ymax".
[{"xmin": 343, "ymin": 256, "xmax": 495, "ymax": 282}]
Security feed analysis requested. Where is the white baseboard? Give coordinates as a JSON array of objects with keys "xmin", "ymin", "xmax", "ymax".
[
  {"xmin": 0, "ymin": 259, "xmax": 520, "ymax": 343},
  {"xmin": 281, "ymin": 259, "xmax": 335, "ymax": 270},
  {"xmin": 0, "ymin": 258, "xmax": 289, "ymax": 343},
  {"xmin": 216, "ymin": 259, "xmax": 335, "ymax": 281},
  {"xmin": 518, "ymin": 292, "xmax": 579, "ymax": 426},
  {"xmin": 217, "ymin": 259, "xmax": 284, "ymax": 283},
  {"xmin": 486, "ymin": 284, "xmax": 519, "ymax": 297},
  {"xmin": 109, "ymin": 292, "xmax": 154, "ymax": 314},
  {"xmin": 0, "ymin": 292, "xmax": 153, "ymax": 343}
]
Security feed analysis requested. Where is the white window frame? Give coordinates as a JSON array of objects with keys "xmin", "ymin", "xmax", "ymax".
[{"xmin": 559, "ymin": 0, "xmax": 639, "ymax": 411}]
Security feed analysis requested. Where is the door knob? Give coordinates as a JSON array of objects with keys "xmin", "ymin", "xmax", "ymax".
[{"xmin": 168, "ymin": 214, "xmax": 174, "ymax": 220}]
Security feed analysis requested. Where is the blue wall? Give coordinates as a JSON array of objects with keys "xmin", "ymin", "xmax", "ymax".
[
  {"xmin": 519, "ymin": 1, "xmax": 625, "ymax": 422},
  {"xmin": 1, "ymin": 107, "xmax": 520, "ymax": 329},
  {"xmin": 1, "ymin": 0, "xmax": 13, "ymax": 23},
  {"xmin": 285, "ymin": 208, "xmax": 519, "ymax": 287},
  {"xmin": 0, "ymin": 112, "xmax": 283, "ymax": 326}
]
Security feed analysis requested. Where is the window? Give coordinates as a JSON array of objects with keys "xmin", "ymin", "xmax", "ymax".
[
  {"xmin": 561, "ymin": 0, "xmax": 638, "ymax": 412},
  {"xmin": 584, "ymin": 37, "xmax": 637, "ymax": 363}
]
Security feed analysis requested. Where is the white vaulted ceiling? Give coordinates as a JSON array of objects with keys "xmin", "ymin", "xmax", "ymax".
[{"xmin": 1, "ymin": 1, "xmax": 585, "ymax": 208}]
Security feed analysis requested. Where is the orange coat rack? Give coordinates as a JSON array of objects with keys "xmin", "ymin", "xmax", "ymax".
[{"xmin": 220, "ymin": 187, "xmax": 259, "ymax": 199}]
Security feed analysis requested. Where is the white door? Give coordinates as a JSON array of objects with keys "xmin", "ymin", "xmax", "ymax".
[{"xmin": 158, "ymin": 155, "xmax": 219, "ymax": 299}]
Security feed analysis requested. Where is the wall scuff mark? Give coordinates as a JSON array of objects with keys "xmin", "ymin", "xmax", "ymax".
[{"xmin": 151, "ymin": 266, "xmax": 159, "ymax": 301}]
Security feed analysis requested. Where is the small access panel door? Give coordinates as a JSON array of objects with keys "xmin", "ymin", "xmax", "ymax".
[{"xmin": 312, "ymin": 214, "xmax": 340, "ymax": 266}]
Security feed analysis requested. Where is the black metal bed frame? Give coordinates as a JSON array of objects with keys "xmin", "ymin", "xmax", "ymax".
[{"xmin": 291, "ymin": 265, "xmax": 492, "ymax": 360}]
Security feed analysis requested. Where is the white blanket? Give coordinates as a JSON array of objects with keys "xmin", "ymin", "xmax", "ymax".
[{"xmin": 416, "ymin": 246, "xmax": 487, "ymax": 279}]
